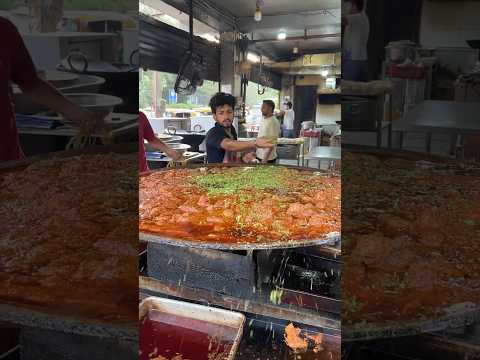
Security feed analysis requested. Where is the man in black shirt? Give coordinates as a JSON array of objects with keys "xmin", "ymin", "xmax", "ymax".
[{"xmin": 205, "ymin": 92, "xmax": 274, "ymax": 163}]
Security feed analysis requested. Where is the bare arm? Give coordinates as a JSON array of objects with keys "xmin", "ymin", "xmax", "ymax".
[
  {"xmin": 20, "ymin": 77, "xmax": 104, "ymax": 131},
  {"xmin": 220, "ymin": 137, "xmax": 274, "ymax": 152},
  {"xmin": 220, "ymin": 139, "xmax": 256, "ymax": 152},
  {"xmin": 149, "ymin": 137, "xmax": 182, "ymax": 161}
]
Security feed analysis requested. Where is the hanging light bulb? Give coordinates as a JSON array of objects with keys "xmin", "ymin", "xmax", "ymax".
[
  {"xmin": 321, "ymin": 69, "xmax": 329, "ymax": 77},
  {"xmin": 254, "ymin": 3, "xmax": 262, "ymax": 21},
  {"xmin": 247, "ymin": 52, "xmax": 260, "ymax": 63},
  {"xmin": 277, "ymin": 30, "xmax": 287, "ymax": 40}
]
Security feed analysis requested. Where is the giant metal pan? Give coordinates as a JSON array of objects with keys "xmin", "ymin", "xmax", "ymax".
[
  {"xmin": 0, "ymin": 143, "xmax": 137, "ymax": 173},
  {"xmin": 343, "ymin": 303, "xmax": 480, "ymax": 342},
  {"xmin": 0, "ymin": 303, "xmax": 136, "ymax": 340},
  {"xmin": 0, "ymin": 144, "xmax": 137, "ymax": 339},
  {"xmin": 342, "ymin": 145, "xmax": 480, "ymax": 341},
  {"xmin": 139, "ymin": 163, "xmax": 341, "ymax": 250}
]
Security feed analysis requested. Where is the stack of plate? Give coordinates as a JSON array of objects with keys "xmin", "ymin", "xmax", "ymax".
[{"xmin": 13, "ymin": 71, "xmax": 106, "ymax": 115}]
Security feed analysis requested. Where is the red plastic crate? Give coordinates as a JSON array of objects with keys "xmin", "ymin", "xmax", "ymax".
[{"xmin": 387, "ymin": 64, "xmax": 426, "ymax": 79}]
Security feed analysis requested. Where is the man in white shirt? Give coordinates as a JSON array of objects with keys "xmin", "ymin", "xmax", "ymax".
[
  {"xmin": 256, "ymin": 100, "xmax": 281, "ymax": 163},
  {"xmin": 342, "ymin": 0, "xmax": 370, "ymax": 81},
  {"xmin": 280, "ymin": 101, "xmax": 295, "ymax": 138}
]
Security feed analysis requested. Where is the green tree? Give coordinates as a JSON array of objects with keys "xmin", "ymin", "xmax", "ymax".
[
  {"xmin": 140, "ymin": 70, "xmax": 282, "ymax": 112},
  {"xmin": 193, "ymin": 79, "xmax": 219, "ymax": 107},
  {"xmin": 63, "ymin": 0, "xmax": 137, "ymax": 12},
  {"xmin": 155, "ymin": 71, "xmax": 218, "ymax": 108},
  {"xmin": 246, "ymin": 81, "xmax": 279, "ymax": 109},
  {"xmin": 139, "ymin": 69, "xmax": 153, "ymax": 110},
  {"xmin": 0, "ymin": 0, "xmax": 15, "ymax": 10}
]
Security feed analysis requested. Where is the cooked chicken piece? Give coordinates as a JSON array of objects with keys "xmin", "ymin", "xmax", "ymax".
[
  {"xmin": 377, "ymin": 214, "xmax": 411, "ymax": 237},
  {"xmin": 405, "ymin": 261, "xmax": 439, "ymax": 289},
  {"xmin": 350, "ymin": 233, "xmax": 393, "ymax": 266}
]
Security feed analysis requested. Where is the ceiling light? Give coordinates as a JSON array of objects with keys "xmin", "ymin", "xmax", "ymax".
[
  {"xmin": 293, "ymin": 47, "xmax": 299, "ymax": 54},
  {"xmin": 160, "ymin": 14, "xmax": 180, "ymax": 25},
  {"xmin": 254, "ymin": 4, "xmax": 262, "ymax": 21},
  {"xmin": 247, "ymin": 52, "xmax": 260, "ymax": 63},
  {"xmin": 321, "ymin": 70, "xmax": 329, "ymax": 77},
  {"xmin": 277, "ymin": 30, "xmax": 287, "ymax": 40},
  {"xmin": 201, "ymin": 33, "xmax": 220, "ymax": 43}
]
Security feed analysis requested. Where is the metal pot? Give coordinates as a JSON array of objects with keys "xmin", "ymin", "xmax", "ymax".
[
  {"xmin": 64, "ymin": 93, "xmax": 123, "ymax": 114},
  {"xmin": 58, "ymin": 50, "xmax": 139, "ymax": 113},
  {"xmin": 12, "ymin": 75, "xmax": 106, "ymax": 115},
  {"xmin": 12, "ymin": 71, "xmax": 104, "ymax": 115},
  {"xmin": 385, "ymin": 41, "xmax": 417, "ymax": 64},
  {"xmin": 38, "ymin": 70, "xmax": 78, "ymax": 87},
  {"xmin": 301, "ymin": 121, "xmax": 315, "ymax": 130},
  {"xmin": 164, "ymin": 136, "xmax": 184, "ymax": 143},
  {"xmin": 59, "ymin": 75, "xmax": 106, "ymax": 94},
  {"xmin": 166, "ymin": 143, "xmax": 191, "ymax": 155}
]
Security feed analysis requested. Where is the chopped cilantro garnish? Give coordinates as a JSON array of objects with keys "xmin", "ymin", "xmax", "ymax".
[{"xmin": 192, "ymin": 166, "xmax": 287, "ymax": 196}]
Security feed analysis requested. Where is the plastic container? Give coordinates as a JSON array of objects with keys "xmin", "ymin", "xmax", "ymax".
[
  {"xmin": 385, "ymin": 41, "xmax": 418, "ymax": 64},
  {"xmin": 387, "ymin": 64, "xmax": 426, "ymax": 79},
  {"xmin": 139, "ymin": 297, "xmax": 245, "ymax": 360}
]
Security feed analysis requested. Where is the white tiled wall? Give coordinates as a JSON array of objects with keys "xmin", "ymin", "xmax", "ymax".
[{"xmin": 316, "ymin": 104, "xmax": 341, "ymax": 124}]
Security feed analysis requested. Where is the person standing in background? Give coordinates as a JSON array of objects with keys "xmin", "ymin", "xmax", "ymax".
[
  {"xmin": 279, "ymin": 101, "xmax": 295, "ymax": 138},
  {"xmin": 257, "ymin": 100, "xmax": 280, "ymax": 164},
  {"xmin": 139, "ymin": 111, "xmax": 183, "ymax": 172},
  {"xmin": 342, "ymin": 0, "xmax": 370, "ymax": 82},
  {"xmin": 205, "ymin": 92, "xmax": 274, "ymax": 164},
  {"xmin": 0, "ymin": 17, "xmax": 104, "ymax": 162}
]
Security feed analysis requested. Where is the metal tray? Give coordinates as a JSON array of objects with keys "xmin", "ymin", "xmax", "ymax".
[
  {"xmin": 140, "ymin": 276, "xmax": 341, "ymax": 333},
  {"xmin": 139, "ymin": 163, "xmax": 341, "ymax": 250},
  {"xmin": 139, "ymin": 296, "xmax": 245, "ymax": 360}
]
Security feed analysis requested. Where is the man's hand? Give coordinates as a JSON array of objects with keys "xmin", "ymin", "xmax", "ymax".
[
  {"xmin": 255, "ymin": 137, "xmax": 275, "ymax": 149},
  {"xmin": 150, "ymin": 137, "xmax": 184, "ymax": 161},
  {"xmin": 22, "ymin": 77, "xmax": 107, "ymax": 134},
  {"xmin": 166, "ymin": 148, "xmax": 183, "ymax": 162},
  {"xmin": 69, "ymin": 108, "xmax": 107, "ymax": 134},
  {"xmin": 242, "ymin": 152, "xmax": 257, "ymax": 163}
]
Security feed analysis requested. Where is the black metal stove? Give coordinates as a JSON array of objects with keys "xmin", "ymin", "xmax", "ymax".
[
  {"xmin": 142, "ymin": 241, "xmax": 341, "ymax": 318},
  {"xmin": 140, "ymin": 242, "xmax": 342, "ymax": 360},
  {"xmin": 268, "ymin": 245, "xmax": 341, "ymax": 316}
]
